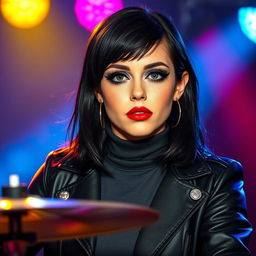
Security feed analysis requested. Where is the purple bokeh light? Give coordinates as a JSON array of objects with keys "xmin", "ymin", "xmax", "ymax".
[{"xmin": 74, "ymin": 0, "xmax": 123, "ymax": 31}]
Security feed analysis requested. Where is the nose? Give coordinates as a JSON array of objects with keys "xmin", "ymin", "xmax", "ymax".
[{"xmin": 130, "ymin": 81, "xmax": 146, "ymax": 101}]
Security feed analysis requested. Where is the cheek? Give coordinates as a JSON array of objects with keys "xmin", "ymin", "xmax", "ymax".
[
  {"xmin": 101, "ymin": 86, "xmax": 125, "ymax": 115},
  {"xmin": 161, "ymin": 87, "xmax": 173, "ymax": 101},
  {"xmin": 153, "ymin": 86, "xmax": 174, "ymax": 110}
]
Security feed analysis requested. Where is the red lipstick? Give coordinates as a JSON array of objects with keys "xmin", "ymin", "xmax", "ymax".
[{"xmin": 126, "ymin": 106, "xmax": 153, "ymax": 121}]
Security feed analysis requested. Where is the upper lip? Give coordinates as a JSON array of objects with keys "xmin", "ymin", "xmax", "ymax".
[{"xmin": 126, "ymin": 106, "xmax": 152, "ymax": 115}]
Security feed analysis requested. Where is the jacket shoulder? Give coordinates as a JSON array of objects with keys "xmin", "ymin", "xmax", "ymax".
[
  {"xmin": 202, "ymin": 152, "xmax": 243, "ymax": 173},
  {"xmin": 28, "ymin": 148, "xmax": 84, "ymax": 196},
  {"xmin": 45, "ymin": 147, "xmax": 80, "ymax": 169},
  {"xmin": 200, "ymin": 152, "xmax": 245, "ymax": 185},
  {"xmin": 172, "ymin": 152, "xmax": 243, "ymax": 180}
]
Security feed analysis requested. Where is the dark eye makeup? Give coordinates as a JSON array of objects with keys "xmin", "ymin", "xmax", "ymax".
[
  {"xmin": 105, "ymin": 71, "xmax": 129, "ymax": 84},
  {"xmin": 104, "ymin": 69, "xmax": 170, "ymax": 84},
  {"xmin": 145, "ymin": 69, "xmax": 170, "ymax": 82}
]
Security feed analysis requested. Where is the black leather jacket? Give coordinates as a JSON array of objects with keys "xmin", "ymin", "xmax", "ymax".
[{"xmin": 28, "ymin": 150, "xmax": 252, "ymax": 256}]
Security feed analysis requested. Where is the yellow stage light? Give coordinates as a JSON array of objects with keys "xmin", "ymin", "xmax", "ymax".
[
  {"xmin": 0, "ymin": 199, "xmax": 12, "ymax": 210},
  {"xmin": 1, "ymin": 0, "xmax": 50, "ymax": 29}
]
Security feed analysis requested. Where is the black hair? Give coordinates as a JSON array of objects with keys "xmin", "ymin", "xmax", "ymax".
[{"xmin": 67, "ymin": 7, "xmax": 205, "ymax": 170}]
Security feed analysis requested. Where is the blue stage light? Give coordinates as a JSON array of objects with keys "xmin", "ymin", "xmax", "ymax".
[{"xmin": 238, "ymin": 7, "xmax": 256, "ymax": 44}]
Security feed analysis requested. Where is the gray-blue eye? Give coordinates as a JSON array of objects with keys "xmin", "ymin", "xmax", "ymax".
[
  {"xmin": 146, "ymin": 69, "xmax": 169, "ymax": 82},
  {"xmin": 105, "ymin": 72, "xmax": 129, "ymax": 84}
]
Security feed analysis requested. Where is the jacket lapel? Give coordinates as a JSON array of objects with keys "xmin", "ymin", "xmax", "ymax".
[{"xmin": 134, "ymin": 165, "xmax": 210, "ymax": 256}]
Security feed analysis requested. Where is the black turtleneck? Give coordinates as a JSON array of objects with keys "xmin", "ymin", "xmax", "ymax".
[{"xmin": 95, "ymin": 125, "xmax": 169, "ymax": 256}]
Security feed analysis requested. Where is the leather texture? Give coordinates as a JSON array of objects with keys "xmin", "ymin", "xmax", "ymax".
[{"xmin": 27, "ymin": 150, "xmax": 252, "ymax": 256}]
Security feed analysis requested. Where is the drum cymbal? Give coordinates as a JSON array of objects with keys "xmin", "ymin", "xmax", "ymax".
[{"xmin": 0, "ymin": 197, "xmax": 159, "ymax": 242}]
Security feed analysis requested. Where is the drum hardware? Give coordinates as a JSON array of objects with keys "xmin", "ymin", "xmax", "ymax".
[{"xmin": 0, "ymin": 175, "xmax": 160, "ymax": 256}]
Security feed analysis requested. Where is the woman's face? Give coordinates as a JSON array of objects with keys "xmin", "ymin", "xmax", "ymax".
[{"xmin": 95, "ymin": 39, "xmax": 189, "ymax": 140}]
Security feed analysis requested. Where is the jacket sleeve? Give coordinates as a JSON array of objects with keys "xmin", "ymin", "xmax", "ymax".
[{"xmin": 198, "ymin": 160, "xmax": 252, "ymax": 255}]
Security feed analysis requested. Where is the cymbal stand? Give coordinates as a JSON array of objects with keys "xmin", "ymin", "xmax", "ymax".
[
  {"xmin": 0, "ymin": 211, "xmax": 36, "ymax": 256},
  {"xmin": 0, "ymin": 175, "xmax": 36, "ymax": 256}
]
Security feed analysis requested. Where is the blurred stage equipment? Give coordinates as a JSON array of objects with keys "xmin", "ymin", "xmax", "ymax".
[
  {"xmin": 177, "ymin": 0, "xmax": 256, "ymax": 40},
  {"xmin": 0, "ymin": 175, "xmax": 159, "ymax": 256},
  {"xmin": 74, "ymin": 0, "xmax": 123, "ymax": 31},
  {"xmin": 0, "ymin": 0, "xmax": 50, "ymax": 29}
]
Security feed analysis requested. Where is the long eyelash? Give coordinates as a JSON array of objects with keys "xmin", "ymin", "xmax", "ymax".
[
  {"xmin": 146, "ymin": 69, "xmax": 170, "ymax": 82},
  {"xmin": 148, "ymin": 69, "xmax": 169, "ymax": 77},
  {"xmin": 104, "ymin": 71, "xmax": 127, "ymax": 81}
]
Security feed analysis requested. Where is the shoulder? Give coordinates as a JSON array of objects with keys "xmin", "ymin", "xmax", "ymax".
[
  {"xmin": 173, "ymin": 152, "xmax": 247, "ymax": 206},
  {"xmin": 29, "ymin": 147, "xmax": 81, "ymax": 186},
  {"xmin": 203, "ymin": 151, "xmax": 242, "ymax": 170},
  {"xmin": 172, "ymin": 151, "xmax": 244, "ymax": 181},
  {"xmin": 44, "ymin": 147, "xmax": 80, "ymax": 169},
  {"xmin": 195, "ymin": 152, "xmax": 245, "ymax": 196},
  {"xmin": 28, "ymin": 147, "xmax": 85, "ymax": 196},
  {"xmin": 201, "ymin": 152, "xmax": 244, "ymax": 180}
]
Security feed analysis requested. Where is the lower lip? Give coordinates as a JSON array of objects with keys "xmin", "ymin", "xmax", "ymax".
[{"xmin": 127, "ymin": 113, "xmax": 152, "ymax": 121}]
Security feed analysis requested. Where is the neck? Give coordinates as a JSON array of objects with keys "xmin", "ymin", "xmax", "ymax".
[{"xmin": 104, "ymin": 124, "xmax": 170, "ymax": 170}]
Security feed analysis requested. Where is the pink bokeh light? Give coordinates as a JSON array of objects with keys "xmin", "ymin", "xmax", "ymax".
[{"xmin": 74, "ymin": 0, "xmax": 123, "ymax": 31}]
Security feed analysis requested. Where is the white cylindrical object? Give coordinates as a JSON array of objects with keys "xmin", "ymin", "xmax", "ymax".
[{"xmin": 9, "ymin": 174, "xmax": 20, "ymax": 187}]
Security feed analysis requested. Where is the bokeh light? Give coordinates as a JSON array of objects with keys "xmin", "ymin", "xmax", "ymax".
[
  {"xmin": 238, "ymin": 7, "xmax": 256, "ymax": 44},
  {"xmin": 1, "ymin": 0, "xmax": 50, "ymax": 29},
  {"xmin": 74, "ymin": 0, "xmax": 123, "ymax": 31},
  {"xmin": 25, "ymin": 197, "xmax": 47, "ymax": 208},
  {"xmin": 0, "ymin": 200, "xmax": 12, "ymax": 210}
]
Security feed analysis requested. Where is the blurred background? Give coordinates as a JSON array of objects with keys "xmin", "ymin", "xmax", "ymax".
[{"xmin": 0, "ymin": 0, "xmax": 255, "ymax": 254}]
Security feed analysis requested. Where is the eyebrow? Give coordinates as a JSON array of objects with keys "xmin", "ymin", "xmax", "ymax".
[{"xmin": 106, "ymin": 61, "xmax": 169, "ymax": 71}]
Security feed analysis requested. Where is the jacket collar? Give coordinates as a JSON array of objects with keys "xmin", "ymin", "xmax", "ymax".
[{"xmin": 171, "ymin": 158, "xmax": 212, "ymax": 180}]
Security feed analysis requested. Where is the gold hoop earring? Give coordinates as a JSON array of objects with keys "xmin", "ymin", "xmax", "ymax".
[
  {"xmin": 99, "ymin": 102, "xmax": 104, "ymax": 128},
  {"xmin": 172, "ymin": 100, "xmax": 181, "ymax": 128}
]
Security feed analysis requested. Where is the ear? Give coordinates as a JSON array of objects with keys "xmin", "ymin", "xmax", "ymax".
[
  {"xmin": 94, "ymin": 89, "xmax": 104, "ymax": 103},
  {"xmin": 173, "ymin": 71, "xmax": 189, "ymax": 101}
]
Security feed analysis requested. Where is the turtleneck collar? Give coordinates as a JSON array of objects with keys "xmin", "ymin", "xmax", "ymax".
[{"xmin": 104, "ymin": 124, "xmax": 169, "ymax": 171}]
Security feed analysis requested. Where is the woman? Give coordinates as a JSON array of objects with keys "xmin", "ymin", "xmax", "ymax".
[{"xmin": 28, "ymin": 7, "xmax": 252, "ymax": 256}]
